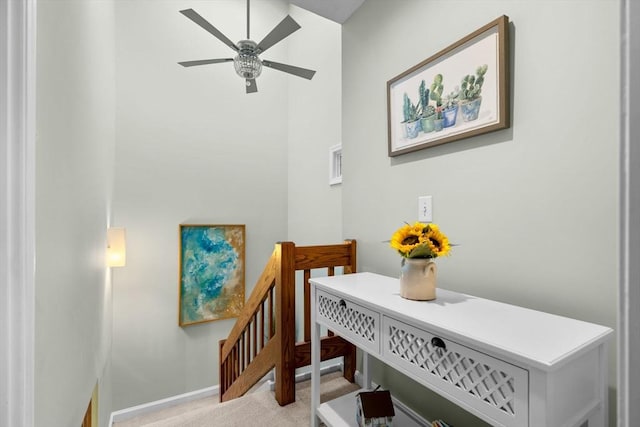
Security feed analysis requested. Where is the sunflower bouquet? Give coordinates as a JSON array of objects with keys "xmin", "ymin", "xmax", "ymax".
[{"xmin": 390, "ymin": 222, "xmax": 451, "ymax": 259}]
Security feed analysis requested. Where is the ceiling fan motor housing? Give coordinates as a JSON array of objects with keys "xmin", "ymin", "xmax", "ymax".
[{"xmin": 234, "ymin": 40, "xmax": 262, "ymax": 79}]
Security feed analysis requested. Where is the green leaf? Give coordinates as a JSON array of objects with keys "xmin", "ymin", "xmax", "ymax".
[{"xmin": 408, "ymin": 244, "xmax": 434, "ymax": 259}]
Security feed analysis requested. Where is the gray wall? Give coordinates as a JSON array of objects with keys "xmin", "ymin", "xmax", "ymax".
[
  {"xmin": 111, "ymin": 0, "xmax": 341, "ymax": 410},
  {"xmin": 111, "ymin": 0, "xmax": 288, "ymax": 409},
  {"xmin": 35, "ymin": 0, "xmax": 116, "ymax": 426},
  {"xmin": 286, "ymin": 4, "xmax": 343, "ymax": 345},
  {"xmin": 342, "ymin": 1, "xmax": 619, "ymax": 425},
  {"xmin": 287, "ymin": 5, "xmax": 342, "ymax": 246}
]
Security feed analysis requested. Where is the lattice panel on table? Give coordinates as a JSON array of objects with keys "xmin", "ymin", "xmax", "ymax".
[
  {"xmin": 317, "ymin": 294, "xmax": 376, "ymax": 344},
  {"xmin": 387, "ymin": 324, "xmax": 517, "ymax": 417}
]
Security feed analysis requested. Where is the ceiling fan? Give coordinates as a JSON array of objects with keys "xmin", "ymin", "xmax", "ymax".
[{"xmin": 178, "ymin": 0, "xmax": 316, "ymax": 94}]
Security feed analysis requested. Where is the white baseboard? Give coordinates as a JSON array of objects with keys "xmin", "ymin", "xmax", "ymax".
[
  {"xmin": 108, "ymin": 366, "xmax": 431, "ymax": 427},
  {"xmin": 109, "ymin": 384, "xmax": 219, "ymax": 426},
  {"xmin": 267, "ymin": 362, "xmax": 344, "ymax": 391},
  {"xmin": 109, "ymin": 363, "xmax": 344, "ymax": 426}
]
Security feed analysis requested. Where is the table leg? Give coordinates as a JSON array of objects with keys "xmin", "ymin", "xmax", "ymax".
[
  {"xmin": 362, "ymin": 351, "xmax": 372, "ymax": 390},
  {"xmin": 311, "ymin": 285, "xmax": 320, "ymax": 427}
]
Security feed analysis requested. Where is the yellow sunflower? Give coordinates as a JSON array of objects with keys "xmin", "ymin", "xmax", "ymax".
[
  {"xmin": 390, "ymin": 222, "xmax": 452, "ymax": 258},
  {"xmin": 390, "ymin": 222, "xmax": 425, "ymax": 256},
  {"xmin": 420, "ymin": 225, "xmax": 451, "ymax": 257}
]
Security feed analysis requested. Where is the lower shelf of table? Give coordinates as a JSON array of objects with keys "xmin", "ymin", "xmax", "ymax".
[{"xmin": 316, "ymin": 389, "xmax": 428, "ymax": 427}]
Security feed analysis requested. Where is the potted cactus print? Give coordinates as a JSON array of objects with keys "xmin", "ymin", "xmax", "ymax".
[
  {"xmin": 459, "ymin": 64, "xmax": 488, "ymax": 122},
  {"xmin": 442, "ymin": 88, "xmax": 460, "ymax": 128},
  {"xmin": 387, "ymin": 16, "xmax": 509, "ymax": 157},
  {"xmin": 429, "ymin": 74, "xmax": 445, "ymax": 132},
  {"xmin": 402, "ymin": 93, "xmax": 422, "ymax": 139},
  {"xmin": 419, "ymin": 80, "xmax": 436, "ymax": 133},
  {"xmin": 420, "ymin": 105, "xmax": 437, "ymax": 133}
]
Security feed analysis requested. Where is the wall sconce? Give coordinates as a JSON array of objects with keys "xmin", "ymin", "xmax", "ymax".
[{"xmin": 107, "ymin": 227, "xmax": 126, "ymax": 267}]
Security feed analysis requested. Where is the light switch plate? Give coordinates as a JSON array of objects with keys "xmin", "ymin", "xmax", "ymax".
[{"xmin": 418, "ymin": 196, "xmax": 432, "ymax": 222}]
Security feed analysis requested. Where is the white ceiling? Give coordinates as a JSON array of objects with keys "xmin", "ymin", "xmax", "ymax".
[{"xmin": 289, "ymin": 0, "xmax": 366, "ymax": 24}]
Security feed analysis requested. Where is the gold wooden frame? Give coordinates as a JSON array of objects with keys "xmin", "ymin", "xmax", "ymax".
[
  {"xmin": 387, "ymin": 15, "xmax": 510, "ymax": 156},
  {"xmin": 178, "ymin": 224, "xmax": 246, "ymax": 326}
]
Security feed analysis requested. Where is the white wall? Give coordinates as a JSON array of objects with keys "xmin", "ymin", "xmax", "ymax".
[
  {"xmin": 35, "ymin": 1, "xmax": 115, "ymax": 426},
  {"xmin": 287, "ymin": 5, "xmax": 342, "ymax": 246},
  {"xmin": 111, "ymin": 1, "xmax": 345, "ymax": 408},
  {"xmin": 111, "ymin": 0, "xmax": 294, "ymax": 409},
  {"xmin": 286, "ymin": 4, "xmax": 343, "ymax": 344},
  {"xmin": 342, "ymin": 1, "xmax": 619, "ymax": 425}
]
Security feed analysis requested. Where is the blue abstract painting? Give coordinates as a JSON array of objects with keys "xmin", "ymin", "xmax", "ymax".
[{"xmin": 179, "ymin": 224, "xmax": 245, "ymax": 326}]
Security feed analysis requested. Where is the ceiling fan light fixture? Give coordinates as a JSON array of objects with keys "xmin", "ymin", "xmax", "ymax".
[
  {"xmin": 233, "ymin": 40, "xmax": 262, "ymax": 80},
  {"xmin": 234, "ymin": 53, "xmax": 262, "ymax": 79}
]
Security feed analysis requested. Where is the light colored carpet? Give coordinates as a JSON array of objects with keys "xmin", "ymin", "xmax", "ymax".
[{"xmin": 114, "ymin": 371, "xmax": 360, "ymax": 427}]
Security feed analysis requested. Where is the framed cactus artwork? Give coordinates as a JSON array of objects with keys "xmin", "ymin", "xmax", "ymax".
[
  {"xmin": 178, "ymin": 224, "xmax": 245, "ymax": 326},
  {"xmin": 387, "ymin": 15, "xmax": 510, "ymax": 156}
]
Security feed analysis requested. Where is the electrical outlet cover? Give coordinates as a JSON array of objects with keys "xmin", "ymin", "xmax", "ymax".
[{"xmin": 418, "ymin": 196, "xmax": 432, "ymax": 222}]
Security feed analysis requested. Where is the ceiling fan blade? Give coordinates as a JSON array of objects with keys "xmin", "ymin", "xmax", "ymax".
[
  {"xmin": 262, "ymin": 60, "xmax": 316, "ymax": 80},
  {"xmin": 246, "ymin": 79, "xmax": 258, "ymax": 94},
  {"xmin": 180, "ymin": 9, "xmax": 238, "ymax": 52},
  {"xmin": 256, "ymin": 15, "xmax": 300, "ymax": 53},
  {"xmin": 178, "ymin": 58, "xmax": 233, "ymax": 67}
]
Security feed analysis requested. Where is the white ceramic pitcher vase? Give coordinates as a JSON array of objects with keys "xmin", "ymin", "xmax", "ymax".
[{"xmin": 399, "ymin": 258, "xmax": 437, "ymax": 301}]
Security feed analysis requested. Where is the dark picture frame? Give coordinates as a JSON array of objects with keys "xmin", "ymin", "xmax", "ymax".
[{"xmin": 387, "ymin": 15, "xmax": 510, "ymax": 156}]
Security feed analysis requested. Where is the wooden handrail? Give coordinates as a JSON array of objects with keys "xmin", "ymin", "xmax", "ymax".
[
  {"xmin": 294, "ymin": 243, "xmax": 353, "ymax": 270},
  {"xmin": 219, "ymin": 248, "xmax": 279, "ymax": 401},
  {"xmin": 221, "ymin": 252, "xmax": 277, "ymax": 359},
  {"xmin": 219, "ymin": 240, "xmax": 357, "ymax": 405}
]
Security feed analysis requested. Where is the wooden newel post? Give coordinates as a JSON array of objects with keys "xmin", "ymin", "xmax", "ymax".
[
  {"xmin": 344, "ymin": 239, "xmax": 357, "ymax": 274},
  {"xmin": 275, "ymin": 242, "xmax": 296, "ymax": 406}
]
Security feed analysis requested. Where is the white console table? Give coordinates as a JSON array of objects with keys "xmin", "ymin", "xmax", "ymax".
[{"xmin": 310, "ymin": 272, "xmax": 613, "ymax": 427}]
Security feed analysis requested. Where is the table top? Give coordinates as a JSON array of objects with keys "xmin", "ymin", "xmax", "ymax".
[{"xmin": 311, "ymin": 272, "xmax": 613, "ymax": 371}]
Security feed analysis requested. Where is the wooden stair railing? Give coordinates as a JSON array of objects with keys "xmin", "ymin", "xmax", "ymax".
[{"xmin": 218, "ymin": 240, "xmax": 357, "ymax": 406}]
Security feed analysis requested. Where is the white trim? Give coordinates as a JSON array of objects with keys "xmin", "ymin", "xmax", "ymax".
[
  {"xmin": 0, "ymin": 1, "xmax": 36, "ymax": 427},
  {"xmin": 109, "ymin": 363, "xmax": 346, "ymax": 426},
  {"xmin": 619, "ymin": 1, "xmax": 640, "ymax": 426},
  {"xmin": 268, "ymin": 362, "xmax": 344, "ymax": 390},
  {"xmin": 110, "ymin": 385, "xmax": 220, "ymax": 425},
  {"xmin": 619, "ymin": 0, "xmax": 629, "ymax": 420},
  {"xmin": 329, "ymin": 144, "xmax": 342, "ymax": 185}
]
